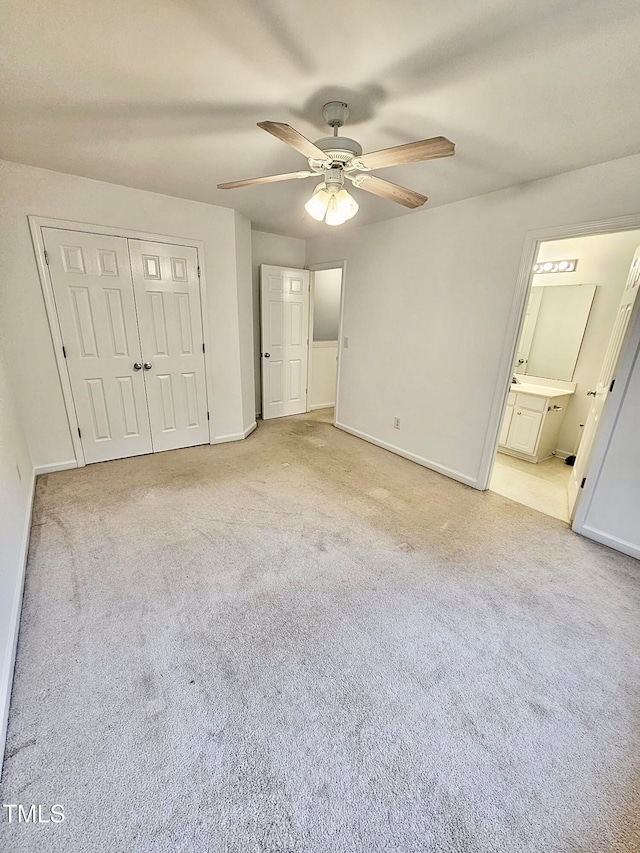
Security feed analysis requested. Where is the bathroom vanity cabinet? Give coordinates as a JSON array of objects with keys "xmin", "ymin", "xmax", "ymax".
[{"xmin": 498, "ymin": 385, "xmax": 573, "ymax": 463}]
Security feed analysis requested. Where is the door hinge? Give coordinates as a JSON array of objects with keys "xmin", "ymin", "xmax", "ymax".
[
  {"xmin": 581, "ymin": 477, "xmax": 586, "ymax": 489},
  {"xmin": 78, "ymin": 427, "xmax": 82, "ymax": 439},
  {"xmin": 202, "ymin": 342, "xmax": 205, "ymax": 354},
  {"xmin": 609, "ymin": 379, "xmax": 615, "ymax": 392},
  {"xmin": 197, "ymin": 266, "xmax": 201, "ymax": 279},
  {"xmin": 62, "ymin": 345, "xmax": 67, "ymax": 358},
  {"xmin": 44, "ymin": 249, "xmax": 49, "ymax": 266},
  {"xmin": 207, "ymin": 411, "xmax": 210, "ymax": 421}
]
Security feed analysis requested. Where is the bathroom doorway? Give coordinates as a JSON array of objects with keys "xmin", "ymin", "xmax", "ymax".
[
  {"xmin": 490, "ymin": 230, "xmax": 640, "ymax": 522},
  {"xmin": 307, "ymin": 263, "xmax": 344, "ymax": 416}
]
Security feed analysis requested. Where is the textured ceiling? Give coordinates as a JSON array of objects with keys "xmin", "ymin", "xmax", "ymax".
[{"xmin": 2, "ymin": 0, "xmax": 640, "ymax": 238}]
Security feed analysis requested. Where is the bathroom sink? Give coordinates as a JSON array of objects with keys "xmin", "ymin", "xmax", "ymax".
[{"xmin": 511, "ymin": 383, "xmax": 573, "ymax": 398}]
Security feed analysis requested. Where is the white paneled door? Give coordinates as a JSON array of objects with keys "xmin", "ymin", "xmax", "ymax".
[
  {"xmin": 44, "ymin": 228, "xmax": 153, "ymax": 463},
  {"xmin": 44, "ymin": 228, "xmax": 209, "ymax": 464},
  {"xmin": 260, "ymin": 265, "xmax": 310, "ymax": 419},
  {"xmin": 128, "ymin": 241, "xmax": 209, "ymax": 452},
  {"xmin": 569, "ymin": 245, "xmax": 640, "ymax": 516}
]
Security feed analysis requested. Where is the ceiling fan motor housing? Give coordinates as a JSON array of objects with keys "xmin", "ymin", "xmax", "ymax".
[{"xmin": 313, "ymin": 136, "xmax": 363, "ymax": 164}]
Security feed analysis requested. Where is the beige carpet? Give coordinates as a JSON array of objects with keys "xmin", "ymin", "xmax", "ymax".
[{"xmin": 1, "ymin": 409, "xmax": 639, "ymax": 852}]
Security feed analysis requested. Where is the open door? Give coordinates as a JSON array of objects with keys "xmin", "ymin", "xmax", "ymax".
[
  {"xmin": 569, "ymin": 246, "xmax": 640, "ymax": 516},
  {"xmin": 260, "ymin": 264, "xmax": 310, "ymax": 420}
]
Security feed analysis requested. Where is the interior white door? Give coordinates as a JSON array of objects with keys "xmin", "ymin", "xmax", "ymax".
[
  {"xmin": 261, "ymin": 265, "xmax": 310, "ymax": 419},
  {"xmin": 43, "ymin": 228, "xmax": 153, "ymax": 464},
  {"xmin": 128, "ymin": 240, "xmax": 210, "ymax": 452},
  {"xmin": 569, "ymin": 245, "xmax": 640, "ymax": 515}
]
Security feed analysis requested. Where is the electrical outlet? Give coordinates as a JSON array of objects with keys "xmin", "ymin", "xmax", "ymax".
[
  {"xmin": 394, "ymin": 417, "xmax": 401, "ymax": 429},
  {"xmin": 343, "ymin": 336, "xmax": 349, "ymax": 348},
  {"xmin": 15, "ymin": 463, "xmax": 22, "ymax": 481}
]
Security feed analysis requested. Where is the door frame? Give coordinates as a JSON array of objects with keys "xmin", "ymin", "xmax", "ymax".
[
  {"xmin": 28, "ymin": 215, "xmax": 213, "ymax": 467},
  {"xmin": 478, "ymin": 212, "xmax": 640, "ymax": 529},
  {"xmin": 305, "ymin": 261, "xmax": 347, "ymax": 425}
]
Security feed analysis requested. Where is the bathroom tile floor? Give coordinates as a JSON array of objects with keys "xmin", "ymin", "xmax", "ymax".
[{"xmin": 490, "ymin": 453, "xmax": 572, "ymax": 523}]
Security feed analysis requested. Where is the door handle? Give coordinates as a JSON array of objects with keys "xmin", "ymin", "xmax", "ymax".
[
  {"xmin": 133, "ymin": 362, "xmax": 142, "ymax": 371},
  {"xmin": 586, "ymin": 389, "xmax": 597, "ymax": 396},
  {"xmin": 143, "ymin": 362, "xmax": 152, "ymax": 370},
  {"xmin": 264, "ymin": 353, "xmax": 271, "ymax": 358}
]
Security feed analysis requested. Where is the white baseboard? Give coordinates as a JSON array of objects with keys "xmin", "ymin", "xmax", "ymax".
[
  {"xmin": 0, "ymin": 469, "xmax": 36, "ymax": 776},
  {"xmin": 579, "ymin": 525, "xmax": 640, "ymax": 561},
  {"xmin": 34, "ymin": 460, "xmax": 78, "ymax": 476},
  {"xmin": 335, "ymin": 422, "xmax": 479, "ymax": 489},
  {"xmin": 310, "ymin": 402, "xmax": 335, "ymax": 411},
  {"xmin": 212, "ymin": 421, "xmax": 257, "ymax": 445},
  {"xmin": 554, "ymin": 449, "xmax": 573, "ymax": 460}
]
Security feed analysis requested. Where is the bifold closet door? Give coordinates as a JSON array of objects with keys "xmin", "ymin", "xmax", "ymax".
[
  {"xmin": 128, "ymin": 240, "xmax": 210, "ymax": 452},
  {"xmin": 43, "ymin": 228, "xmax": 153, "ymax": 464}
]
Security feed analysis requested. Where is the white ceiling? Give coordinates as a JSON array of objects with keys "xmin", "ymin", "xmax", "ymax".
[{"xmin": 2, "ymin": 0, "xmax": 640, "ymax": 238}]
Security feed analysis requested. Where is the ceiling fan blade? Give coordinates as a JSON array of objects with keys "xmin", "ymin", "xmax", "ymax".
[
  {"xmin": 258, "ymin": 121, "xmax": 330, "ymax": 162},
  {"xmin": 354, "ymin": 136, "xmax": 455, "ymax": 171},
  {"xmin": 217, "ymin": 170, "xmax": 314, "ymax": 189},
  {"xmin": 351, "ymin": 174, "xmax": 428, "ymax": 209}
]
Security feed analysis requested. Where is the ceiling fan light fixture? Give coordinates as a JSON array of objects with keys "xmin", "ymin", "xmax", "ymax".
[
  {"xmin": 324, "ymin": 195, "xmax": 346, "ymax": 227},
  {"xmin": 305, "ymin": 183, "xmax": 358, "ymax": 226},
  {"xmin": 219, "ymin": 104, "xmax": 453, "ymax": 223},
  {"xmin": 304, "ymin": 183, "xmax": 330, "ymax": 221},
  {"xmin": 334, "ymin": 188, "xmax": 359, "ymax": 222}
]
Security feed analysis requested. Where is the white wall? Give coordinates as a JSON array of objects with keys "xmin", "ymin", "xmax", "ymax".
[
  {"xmin": 250, "ymin": 230, "xmax": 306, "ymax": 415},
  {"xmin": 0, "ymin": 334, "xmax": 34, "ymax": 770},
  {"xmin": 312, "ymin": 268, "xmax": 342, "ymax": 341},
  {"xmin": 234, "ymin": 212, "xmax": 256, "ymax": 433},
  {"xmin": 305, "ymin": 154, "xmax": 640, "ymax": 500},
  {"xmin": 309, "ymin": 343, "xmax": 338, "ymax": 410},
  {"xmin": 0, "ymin": 160, "xmax": 255, "ymax": 467},
  {"xmin": 532, "ymin": 231, "xmax": 640, "ymax": 454}
]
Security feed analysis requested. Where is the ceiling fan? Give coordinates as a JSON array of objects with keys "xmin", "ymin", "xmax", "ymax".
[{"xmin": 217, "ymin": 101, "xmax": 455, "ymax": 226}]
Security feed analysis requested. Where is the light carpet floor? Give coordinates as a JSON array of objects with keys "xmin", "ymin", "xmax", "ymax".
[
  {"xmin": 1, "ymin": 409, "xmax": 639, "ymax": 853},
  {"xmin": 490, "ymin": 453, "xmax": 572, "ymax": 523}
]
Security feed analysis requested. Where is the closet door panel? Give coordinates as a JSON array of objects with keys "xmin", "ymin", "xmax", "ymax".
[
  {"xmin": 128, "ymin": 240, "xmax": 210, "ymax": 452},
  {"xmin": 43, "ymin": 228, "xmax": 152, "ymax": 463}
]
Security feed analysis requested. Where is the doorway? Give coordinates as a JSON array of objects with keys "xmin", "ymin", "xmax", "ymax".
[
  {"xmin": 307, "ymin": 266, "xmax": 343, "ymax": 414},
  {"xmin": 489, "ymin": 229, "xmax": 640, "ymax": 522},
  {"xmin": 259, "ymin": 262, "xmax": 344, "ymax": 421}
]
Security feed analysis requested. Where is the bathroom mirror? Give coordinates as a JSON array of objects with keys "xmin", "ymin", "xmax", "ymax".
[{"xmin": 515, "ymin": 284, "xmax": 597, "ymax": 381}]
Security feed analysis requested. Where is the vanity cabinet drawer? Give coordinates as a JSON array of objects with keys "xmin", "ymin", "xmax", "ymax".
[{"xmin": 515, "ymin": 393, "xmax": 547, "ymax": 413}]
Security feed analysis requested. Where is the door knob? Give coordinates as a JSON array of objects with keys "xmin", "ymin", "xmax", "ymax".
[
  {"xmin": 133, "ymin": 362, "xmax": 142, "ymax": 371},
  {"xmin": 586, "ymin": 389, "xmax": 597, "ymax": 396},
  {"xmin": 264, "ymin": 353, "xmax": 271, "ymax": 358},
  {"xmin": 143, "ymin": 362, "xmax": 152, "ymax": 370}
]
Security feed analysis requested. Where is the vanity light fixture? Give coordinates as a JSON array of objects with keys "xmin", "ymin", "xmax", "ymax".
[{"xmin": 533, "ymin": 259, "xmax": 578, "ymax": 274}]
